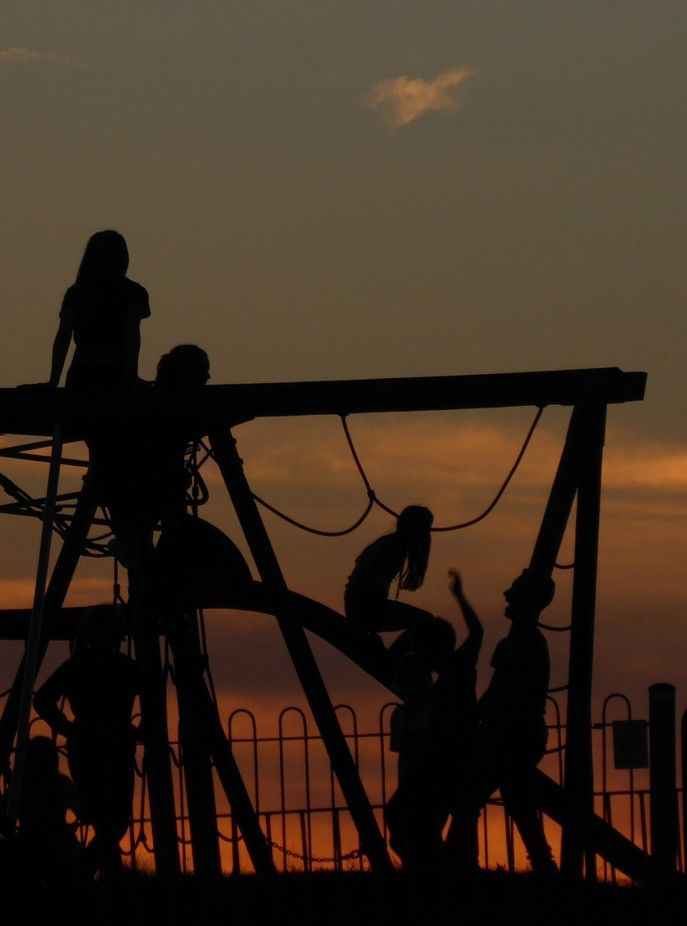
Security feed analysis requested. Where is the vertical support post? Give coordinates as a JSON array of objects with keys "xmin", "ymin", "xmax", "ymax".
[
  {"xmin": 155, "ymin": 510, "xmax": 273, "ymax": 875},
  {"xmin": 682, "ymin": 710, "xmax": 687, "ymax": 876},
  {"xmin": 167, "ymin": 608, "xmax": 222, "ymax": 877},
  {"xmin": 6, "ymin": 424, "xmax": 63, "ymax": 819},
  {"xmin": 209, "ymin": 427, "xmax": 391, "ymax": 873},
  {"xmin": 129, "ymin": 566, "xmax": 180, "ymax": 879},
  {"xmin": 649, "ymin": 683, "xmax": 678, "ymax": 872},
  {"xmin": 561, "ymin": 403, "xmax": 606, "ymax": 880}
]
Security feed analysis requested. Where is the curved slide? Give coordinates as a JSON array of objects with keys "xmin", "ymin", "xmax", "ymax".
[
  {"xmin": 152, "ymin": 517, "xmax": 655, "ymax": 881},
  {"xmin": 0, "ymin": 514, "xmax": 654, "ymax": 881},
  {"xmin": 152, "ymin": 515, "xmax": 395, "ymax": 687}
]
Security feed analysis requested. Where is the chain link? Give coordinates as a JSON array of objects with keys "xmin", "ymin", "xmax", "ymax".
[{"xmin": 268, "ymin": 840, "xmax": 363, "ymax": 865}]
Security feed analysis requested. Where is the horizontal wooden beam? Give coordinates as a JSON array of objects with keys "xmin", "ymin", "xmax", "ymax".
[
  {"xmin": 0, "ymin": 367, "xmax": 646, "ymax": 437},
  {"xmin": 0, "ymin": 608, "xmax": 83, "ymax": 640},
  {"xmin": 0, "ymin": 591, "xmax": 393, "ymax": 688}
]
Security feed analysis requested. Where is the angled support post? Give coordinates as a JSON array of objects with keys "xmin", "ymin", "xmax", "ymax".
[
  {"xmin": 167, "ymin": 606, "xmax": 277, "ymax": 876},
  {"xmin": 209, "ymin": 426, "xmax": 392, "ymax": 874},
  {"xmin": 529, "ymin": 404, "xmax": 591, "ymax": 577},
  {"xmin": 0, "ymin": 470, "xmax": 99, "ymax": 778},
  {"xmin": 560, "ymin": 402, "xmax": 606, "ymax": 880},
  {"xmin": 6, "ymin": 423, "xmax": 63, "ymax": 818},
  {"xmin": 188, "ymin": 665, "xmax": 276, "ymax": 875}
]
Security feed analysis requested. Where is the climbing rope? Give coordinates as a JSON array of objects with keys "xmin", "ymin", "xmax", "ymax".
[
  {"xmin": 0, "ymin": 432, "xmax": 209, "ymax": 562},
  {"xmin": 351, "ymin": 407, "xmax": 545, "ymax": 531},
  {"xmin": 249, "ymin": 407, "xmax": 544, "ymax": 537},
  {"xmin": 252, "ymin": 492, "xmax": 375, "ymax": 537},
  {"xmin": 1, "ymin": 406, "xmax": 545, "ymax": 550},
  {"xmin": 0, "ymin": 471, "xmax": 115, "ymax": 556}
]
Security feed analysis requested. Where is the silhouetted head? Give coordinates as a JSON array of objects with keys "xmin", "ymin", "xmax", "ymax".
[
  {"xmin": 24, "ymin": 736, "xmax": 60, "ymax": 783},
  {"xmin": 75, "ymin": 230, "xmax": 129, "ymax": 284},
  {"xmin": 396, "ymin": 505, "xmax": 433, "ymax": 591},
  {"xmin": 392, "ymin": 652, "xmax": 431, "ymax": 704},
  {"xmin": 72, "ymin": 603, "xmax": 125, "ymax": 656},
  {"xmin": 504, "ymin": 569, "xmax": 555, "ymax": 624},
  {"xmin": 411, "ymin": 617, "xmax": 457, "ymax": 672},
  {"xmin": 156, "ymin": 345, "xmax": 210, "ymax": 390}
]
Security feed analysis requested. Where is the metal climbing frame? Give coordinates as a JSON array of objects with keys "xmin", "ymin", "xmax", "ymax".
[{"xmin": 0, "ymin": 367, "xmax": 646, "ymax": 880}]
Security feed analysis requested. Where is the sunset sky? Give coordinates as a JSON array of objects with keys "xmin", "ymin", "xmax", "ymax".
[{"xmin": 1, "ymin": 1, "xmax": 686, "ymax": 788}]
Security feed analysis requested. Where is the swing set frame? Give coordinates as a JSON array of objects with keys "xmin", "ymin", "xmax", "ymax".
[{"xmin": 0, "ymin": 366, "xmax": 647, "ymax": 880}]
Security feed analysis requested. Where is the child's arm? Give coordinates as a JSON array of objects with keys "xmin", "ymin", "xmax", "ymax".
[
  {"xmin": 49, "ymin": 314, "xmax": 73, "ymax": 387},
  {"xmin": 33, "ymin": 662, "xmax": 75, "ymax": 738},
  {"xmin": 449, "ymin": 569, "xmax": 484, "ymax": 646},
  {"xmin": 122, "ymin": 305, "xmax": 144, "ymax": 384}
]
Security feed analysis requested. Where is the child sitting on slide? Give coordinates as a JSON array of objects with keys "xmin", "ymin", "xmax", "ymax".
[{"xmin": 344, "ymin": 506, "xmax": 435, "ymax": 658}]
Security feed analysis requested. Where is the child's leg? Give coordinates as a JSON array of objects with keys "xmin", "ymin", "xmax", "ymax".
[{"xmin": 373, "ymin": 600, "xmax": 434, "ymax": 632}]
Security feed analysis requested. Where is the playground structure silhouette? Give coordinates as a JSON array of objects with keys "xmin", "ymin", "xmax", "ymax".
[{"xmin": 0, "ymin": 365, "xmax": 657, "ymax": 885}]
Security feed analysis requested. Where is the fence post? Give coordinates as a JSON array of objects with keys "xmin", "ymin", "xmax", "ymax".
[
  {"xmin": 648, "ymin": 683, "xmax": 678, "ymax": 872},
  {"xmin": 682, "ymin": 710, "xmax": 687, "ymax": 874}
]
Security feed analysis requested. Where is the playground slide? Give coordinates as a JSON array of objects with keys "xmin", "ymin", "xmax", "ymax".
[
  {"xmin": 190, "ymin": 580, "xmax": 655, "ymax": 882},
  {"xmin": 0, "ymin": 512, "xmax": 655, "ymax": 881}
]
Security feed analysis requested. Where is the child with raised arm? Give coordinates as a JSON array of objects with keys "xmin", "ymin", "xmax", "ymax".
[{"xmin": 385, "ymin": 570, "xmax": 483, "ymax": 871}]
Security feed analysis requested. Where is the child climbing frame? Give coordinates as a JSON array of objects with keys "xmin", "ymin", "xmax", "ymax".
[{"xmin": 0, "ymin": 368, "xmax": 646, "ymax": 880}]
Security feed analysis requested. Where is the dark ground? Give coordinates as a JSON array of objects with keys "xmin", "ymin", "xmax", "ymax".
[{"xmin": 11, "ymin": 869, "xmax": 687, "ymax": 926}]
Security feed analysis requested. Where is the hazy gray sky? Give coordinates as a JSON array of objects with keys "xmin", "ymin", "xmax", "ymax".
[
  {"xmin": 1, "ymin": 3, "xmax": 685, "ymax": 719},
  {"xmin": 2, "ymin": 3, "xmax": 685, "ymax": 429}
]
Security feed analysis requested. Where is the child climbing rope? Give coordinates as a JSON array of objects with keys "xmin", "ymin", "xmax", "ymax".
[{"xmin": 49, "ymin": 229, "xmax": 150, "ymax": 390}]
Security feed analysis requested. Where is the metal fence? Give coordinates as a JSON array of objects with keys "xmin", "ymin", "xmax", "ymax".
[{"xmin": 57, "ymin": 690, "xmax": 681, "ymax": 879}]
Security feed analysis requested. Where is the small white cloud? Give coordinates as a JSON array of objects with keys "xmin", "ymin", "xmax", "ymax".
[
  {"xmin": 0, "ymin": 46, "xmax": 89, "ymax": 69},
  {"xmin": 364, "ymin": 66, "xmax": 474, "ymax": 128}
]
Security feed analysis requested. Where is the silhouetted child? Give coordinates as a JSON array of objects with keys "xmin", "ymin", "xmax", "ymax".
[
  {"xmin": 49, "ymin": 229, "xmax": 150, "ymax": 390},
  {"xmin": 389, "ymin": 651, "xmax": 433, "ymax": 786},
  {"xmin": 386, "ymin": 572, "xmax": 483, "ymax": 870},
  {"xmin": 13, "ymin": 736, "xmax": 82, "ymax": 888},
  {"xmin": 446, "ymin": 568, "xmax": 557, "ymax": 877},
  {"xmin": 428, "ymin": 571, "xmax": 483, "ymax": 785},
  {"xmin": 345, "ymin": 507, "xmax": 435, "ymax": 661},
  {"xmin": 33, "ymin": 605, "xmax": 141, "ymax": 879},
  {"xmin": 96, "ymin": 344, "xmax": 211, "ymax": 566}
]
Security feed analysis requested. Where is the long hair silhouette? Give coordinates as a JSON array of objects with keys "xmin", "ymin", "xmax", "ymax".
[
  {"xmin": 396, "ymin": 505, "xmax": 433, "ymax": 591},
  {"xmin": 75, "ymin": 230, "xmax": 129, "ymax": 285}
]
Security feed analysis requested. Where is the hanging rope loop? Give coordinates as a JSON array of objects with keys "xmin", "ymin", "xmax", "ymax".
[{"xmin": 250, "ymin": 406, "xmax": 545, "ymax": 537}]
